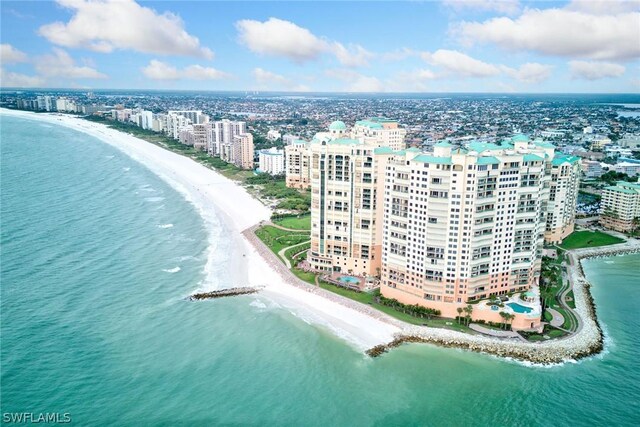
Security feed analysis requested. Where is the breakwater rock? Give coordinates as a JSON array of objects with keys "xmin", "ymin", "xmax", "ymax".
[{"xmin": 189, "ymin": 287, "xmax": 262, "ymax": 301}]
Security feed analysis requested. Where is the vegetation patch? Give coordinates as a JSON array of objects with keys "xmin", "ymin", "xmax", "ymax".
[{"xmin": 559, "ymin": 230, "xmax": 624, "ymax": 250}]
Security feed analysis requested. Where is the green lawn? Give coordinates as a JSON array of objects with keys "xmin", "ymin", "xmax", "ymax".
[
  {"xmin": 273, "ymin": 214, "xmax": 311, "ymax": 230},
  {"xmin": 559, "ymin": 230, "xmax": 625, "ymax": 250},
  {"xmin": 291, "ymin": 269, "xmax": 317, "ymax": 285},
  {"xmin": 254, "ymin": 225, "xmax": 310, "ymax": 260}
]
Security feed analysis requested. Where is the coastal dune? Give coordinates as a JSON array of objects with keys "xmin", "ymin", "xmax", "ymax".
[{"xmin": 1, "ymin": 109, "xmax": 401, "ymax": 350}]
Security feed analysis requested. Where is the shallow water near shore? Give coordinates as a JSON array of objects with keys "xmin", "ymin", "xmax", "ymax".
[{"xmin": 2, "ymin": 115, "xmax": 640, "ymax": 426}]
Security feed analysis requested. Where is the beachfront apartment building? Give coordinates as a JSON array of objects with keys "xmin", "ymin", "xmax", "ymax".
[
  {"xmin": 379, "ymin": 137, "xmax": 560, "ymax": 329},
  {"xmin": 600, "ymin": 181, "xmax": 640, "ymax": 233},
  {"xmin": 307, "ymin": 121, "xmax": 399, "ymax": 276},
  {"xmin": 258, "ymin": 147, "xmax": 285, "ymax": 175},
  {"xmin": 351, "ymin": 118, "xmax": 407, "ymax": 151},
  {"xmin": 167, "ymin": 110, "xmax": 208, "ymax": 125},
  {"xmin": 285, "ymin": 139, "xmax": 312, "ymax": 189},
  {"xmin": 166, "ymin": 112, "xmax": 193, "ymax": 139},
  {"xmin": 232, "ymin": 133, "xmax": 254, "ymax": 170},
  {"xmin": 545, "ymin": 153, "xmax": 581, "ymax": 244},
  {"xmin": 180, "ymin": 123, "xmax": 212, "ymax": 151},
  {"xmin": 210, "ymin": 119, "xmax": 247, "ymax": 156}
]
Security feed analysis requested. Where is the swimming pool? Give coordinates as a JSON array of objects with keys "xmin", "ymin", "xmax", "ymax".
[
  {"xmin": 338, "ymin": 276, "xmax": 360, "ymax": 284},
  {"xmin": 507, "ymin": 302, "xmax": 533, "ymax": 314}
]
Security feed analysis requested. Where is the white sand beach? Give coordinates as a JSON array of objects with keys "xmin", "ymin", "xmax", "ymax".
[{"xmin": 1, "ymin": 109, "xmax": 401, "ymax": 350}]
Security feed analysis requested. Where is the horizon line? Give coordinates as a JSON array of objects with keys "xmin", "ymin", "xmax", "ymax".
[{"xmin": 1, "ymin": 87, "xmax": 640, "ymax": 96}]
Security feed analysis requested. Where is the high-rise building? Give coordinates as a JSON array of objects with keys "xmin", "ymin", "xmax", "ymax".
[
  {"xmin": 233, "ymin": 133, "xmax": 254, "ymax": 170},
  {"xmin": 167, "ymin": 110, "xmax": 208, "ymax": 125},
  {"xmin": 36, "ymin": 95, "xmax": 55, "ymax": 112},
  {"xmin": 351, "ymin": 117, "xmax": 407, "ymax": 151},
  {"xmin": 211, "ymin": 119, "xmax": 246, "ymax": 156},
  {"xmin": 379, "ymin": 137, "xmax": 564, "ymax": 329},
  {"xmin": 307, "ymin": 121, "xmax": 395, "ymax": 276},
  {"xmin": 191, "ymin": 123, "xmax": 212, "ymax": 151},
  {"xmin": 166, "ymin": 112, "xmax": 192, "ymax": 139},
  {"xmin": 600, "ymin": 181, "xmax": 640, "ymax": 233},
  {"xmin": 545, "ymin": 153, "xmax": 581, "ymax": 243},
  {"xmin": 285, "ymin": 139, "xmax": 311, "ymax": 189},
  {"xmin": 258, "ymin": 147, "xmax": 285, "ymax": 175}
]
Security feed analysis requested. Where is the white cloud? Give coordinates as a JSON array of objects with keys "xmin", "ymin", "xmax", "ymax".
[
  {"xmin": 332, "ymin": 43, "xmax": 374, "ymax": 67},
  {"xmin": 380, "ymin": 48, "xmax": 418, "ymax": 62},
  {"xmin": 39, "ymin": 0, "xmax": 213, "ymax": 59},
  {"xmin": 237, "ymin": 18, "xmax": 328, "ymax": 63},
  {"xmin": 0, "ymin": 68, "xmax": 45, "ymax": 87},
  {"xmin": 142, "ymin": 60, "xmax": 230, "ymax": 80},
  {"xmin": 1, "ymin": 44, "xmax": 28, "ymax": 64},
  {"xmin": 569, "ymin": 60, "xmax": 626, "ymax": 80},
  {"xmin": 388, "ymin": 69, "xmax": 438, "ymax": 91},
  {"xmin": 252, "ymin": 68, "xmax": 309, "ymax": 91},
  {"xmin": 453, "ymin": 6, "xmax": 640, "ymax": 60},
  {"xmin": 443, "ymin": 0, "xmax": 521, "ymax": 15},
  {"xmin": 35, "ymin": 48, "xmax": 106, "ymax": 79},
  {"xmin": 422, "ymin": 49, "xmax": 501, "ymax": 77},
  {"xmin": 325, "ymin": 69, "xmax": 384, "ymax": 92},
  {"xmin": 566, "ymin": 0, "xmax": 640, "ymax": 14},
  {"xmin": 501, "ymin": 62, "xmax": 553, "ymax": 83},
  {"xmin": 236, "ymin": 17, "xmax": 372, "ymax": 67}
]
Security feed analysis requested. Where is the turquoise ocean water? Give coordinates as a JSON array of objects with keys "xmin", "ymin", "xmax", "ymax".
[{"xmin": 2, "ymin": 115, "xmax": 639, "ymax": 426}]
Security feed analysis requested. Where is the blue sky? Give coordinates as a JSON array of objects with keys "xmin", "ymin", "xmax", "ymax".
[{"xmin": 1, "ymin": 0, "xmax": 639, "ymax": 92}]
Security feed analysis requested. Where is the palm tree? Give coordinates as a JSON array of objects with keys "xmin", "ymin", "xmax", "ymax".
[
  {"xmin": 456, "ymin": 307, "xmax": 463, "ymax": 324},
  {"xmin": 506, "ymin": 313, "xmax": 515, "ymax": 330},
  {"xmin": 499, "ymin": 311, "xmax": 508, "ymax": 330},
  {"xmin": 463, "ymin": 304, "xmax": 473, "ymax": 326}
]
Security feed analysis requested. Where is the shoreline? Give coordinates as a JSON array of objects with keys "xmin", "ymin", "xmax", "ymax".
[
  {"xmin": 0, "ymin": 109, "xmax": 400, "ymax": 350},
  {"xmin": 4, "ymin": 109, "xmax": 638, "ymax": 363}
]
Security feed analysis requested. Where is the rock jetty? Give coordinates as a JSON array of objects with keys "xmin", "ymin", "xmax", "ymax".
[{"xmin": 189, "ymin": 287, "xmax": 262, "ymax": 301}]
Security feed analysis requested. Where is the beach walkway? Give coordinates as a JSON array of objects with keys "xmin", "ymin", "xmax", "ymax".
[
  {"xmin": 277, "ymin": 240, "xmax": 310, "ymax": 269},
  {"xmin": 469, "ymin": 324, "xmax": 524, "ymax": 340},
  {"xmin": 547, "ymin": 308, "xmax": 565, "ymax": 328}
]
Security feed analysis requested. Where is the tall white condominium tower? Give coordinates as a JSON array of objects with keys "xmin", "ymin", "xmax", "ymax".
[
  {"xmin": 232, "ymin": 133, "xmax": 254, "ymax": 170},
  {"xmin": 211, "ymin": 119, "xmax": 247, "ymax": 157},
  {"xmin": 307, "ymin": 121, "xmax": 397, "ymax": 276},
  {"xmin": 544, "ymin": 151, "xmax": 581, "ymax": 243},
  {"xmin": 285, "ymin": 139, "xmax": 312, "ymax": 189},
  {"xmin": 600, "ymin": 181, "xmax": 640, "ymax": 232},
  {"xmin": 351, "ymin": 117, "xmax": 407, "ymax": 151},
  {"xmin": 167, "ymin": 110, "xmax": 208, "ymax": 125},
  {"xmin": 380, "ymin": 136, "xmax": 567, "ymax": 330}
]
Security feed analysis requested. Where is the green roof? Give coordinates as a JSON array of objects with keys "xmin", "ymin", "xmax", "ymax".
[
  {"xmin": 604, "ymin": 185, "xmax": 640, "ymax": 195},
  {"xmin": 406, "ymin": 147, "xmax": 421, "ymax": 152},
  {"xmin": 355, "ymin": 120, "xmax": 384, "ymax": 129},
  {"xmin": 476, "ymin": 156, "xmax": 500, "ymax": 165},
  {"xmin": 467, "ymin": 141, "xmax": 509, "ymax": 153},
  {"xmin": 524, "ymin": 153, "xmax": 544, "ymax": 162},
  {"xmin": 329, "ymin": 120, "xmax": 346, "ymax": 131},
  {"xmin": 435, "ymin": 141, "xmax": 452, "ymax": 147},
  {"xmin": 412, "ymin": 154, "xmax": 452, "ymax": 165},
  {"xmin": 511, "ymin": 134, "xmax": 529, "ymax": 142},
  {"xmin": 552, "ymin": 155, "xmax": 580, "ymax": 166},
  {"xmin": 535, "ymin": 141, "xmax": 556, "ymax": 149},
  {"xmin": 374, "ymin": 147, "xmax": 395, "ymax": 154}
]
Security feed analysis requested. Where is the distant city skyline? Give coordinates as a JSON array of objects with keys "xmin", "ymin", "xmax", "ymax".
[{"xmin": 1, "ymin": 0, "xmax": 639, "ymax": 93}]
